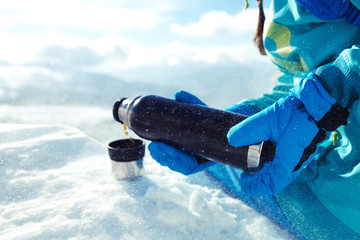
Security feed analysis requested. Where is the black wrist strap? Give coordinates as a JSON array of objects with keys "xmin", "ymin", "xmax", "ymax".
[
  {"xmin": 316, "ymin": 103, "xmax": 349, "ymax": 131},
  {"xmin": 293, "ymin": 129, "xmax": 326, "ymax": 172}
]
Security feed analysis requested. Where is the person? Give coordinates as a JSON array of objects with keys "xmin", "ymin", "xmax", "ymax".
[{"xmin": 148, "ymin": 0, "xmax": 360, "ymax": 239}]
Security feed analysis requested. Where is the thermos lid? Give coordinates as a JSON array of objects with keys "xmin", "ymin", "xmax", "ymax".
[
  {"xmin": 108, "ymin": 139, "xmax": 145, "ymax": 162},
  {"xmin": 112, "ymin": 98, "xmax": 126, "ymax": 123}
]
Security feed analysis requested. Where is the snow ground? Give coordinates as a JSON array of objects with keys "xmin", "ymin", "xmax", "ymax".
[
  {"xmin": 0, "ymin": 123, "xmax": 294, "ymax": 240},
  {"xmin": 0, "ymin": 63, "xmax": 296, "ymax": 239}
]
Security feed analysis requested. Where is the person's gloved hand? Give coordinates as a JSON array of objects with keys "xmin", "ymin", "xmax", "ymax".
[
  {"xmin": 227, "ymin": 73, "xmax": 349, "ymax": 196},
  {"xmin": 148, "ymin": 91, "xmax": 213, "ymax": 175},
  {"xmin": 148, "ymin": 141, "xmax": 214, "ymax": 175}
]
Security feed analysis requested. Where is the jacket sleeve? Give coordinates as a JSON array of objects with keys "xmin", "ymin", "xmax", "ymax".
[
  {"xmin": 227, "ymin": 45, "xmax": 360, "ymax": 115},
  {"xmin": 315, "ymin": 45, "xmax": 360, "ymax": 109},
  {"xmin": 225, "ymin": 72, "xmax": 301, "ymax": 114}
]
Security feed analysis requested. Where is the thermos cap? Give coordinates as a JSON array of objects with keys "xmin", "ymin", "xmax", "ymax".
[
  {"xmin": 108, "ymin": 139, "xmax": 145, "ymax": 162},
  {"xmin": 112, "ymin": 98, "xmax": 126, "ymax": 123}
]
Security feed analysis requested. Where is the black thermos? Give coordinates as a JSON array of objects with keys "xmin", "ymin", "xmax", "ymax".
[{"xmin": 112, "ymin": 95, "xmax": 275, "ymax": 172}]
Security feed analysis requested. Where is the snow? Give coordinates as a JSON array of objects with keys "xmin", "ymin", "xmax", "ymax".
[
  {"xmin": 0, "ymin": 122, "xmax": 293, "ymax": 240},
  {"xmin": 0, "ymin": 67, "xmax": 295, "ymax": 239}
]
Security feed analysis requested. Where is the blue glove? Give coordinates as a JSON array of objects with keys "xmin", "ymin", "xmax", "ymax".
[
  {"xmin": 148, "ymin": 141, "xmax": 214, "ymax": 175},
  {"xmin": 295, "ymin": 0, "xmax": 360, "ymax": 27},
  {"xmin": 148, "ymin": 91, "xmax": 214, "ymax": 175},
  {"xmin": 227, "ymin": 73, "xmax": 349, "ymax": 196}
]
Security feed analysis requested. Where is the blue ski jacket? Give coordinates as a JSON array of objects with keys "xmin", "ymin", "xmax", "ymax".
[{"xmin": 224, "ymin": 0, "xmax": 360, "ymax": 239}]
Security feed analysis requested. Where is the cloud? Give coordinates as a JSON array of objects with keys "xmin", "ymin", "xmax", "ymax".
[
  {"xmin": 33, "ymin": 45, "xmax": 104, "ymax": 68},
  {"xmin": 98, "ymin": 40, "xmax": 268, "ymax": 70},
  {"xmin": 1, "ymin": 27, "xmax": 265, "ymax": 73},
  {"xmin": 88, "ymin": 0, "xmax": 190, "ymax": 13},
  {"xmin": 170, "ymin": 9, "xmax": 258, "ymax": 37},
  {"xmin": 0, "ymin": 32, "xmax": 134, "ymax": 64},
  {"xmin": 31, "ymin": 43, "xmax": 130, "ymax": 71},
  {"xmin": 0, "ymin": 0, "xmax": 160, "ymax": 32},
  {"xmin": 18, "ymin": 33, "xmax": 266, "ymax": 72}
]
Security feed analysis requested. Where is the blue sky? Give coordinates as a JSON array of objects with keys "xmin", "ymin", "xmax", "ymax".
[
  {"xmin": 0, "ymin": 0, "xmax": 275, "ymax": 107},
  {"xmin": 0, "ymin": 0, "xmax": 271, "ymax": 61}
]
